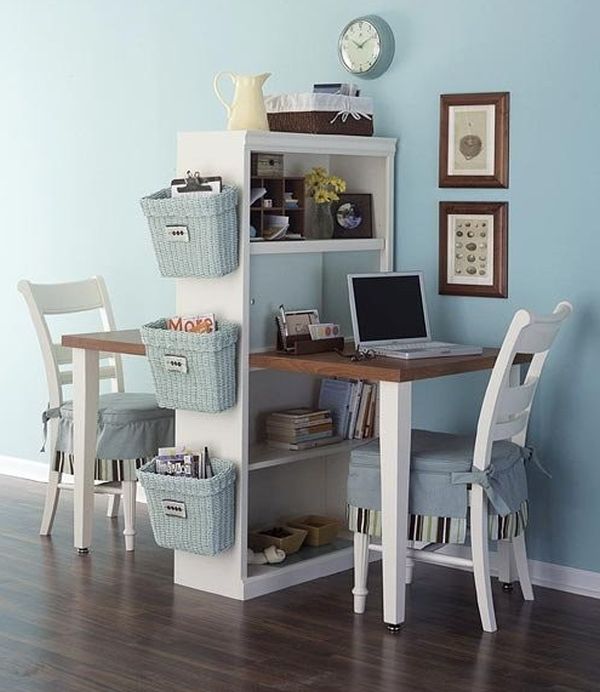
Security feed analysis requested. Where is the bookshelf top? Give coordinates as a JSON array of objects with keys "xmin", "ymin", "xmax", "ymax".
[{"xmin": 178, "ymin": 130, "xmax": 397, "ymax": 157}]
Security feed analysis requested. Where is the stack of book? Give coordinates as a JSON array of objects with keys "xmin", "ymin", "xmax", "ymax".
[
  {"xmin": 266, "ymin": 408, "xmax": 339, "ymax": 451},
  {"xmin": 318, "ymin": 379, "xmax": 378, "ymax": 440}
]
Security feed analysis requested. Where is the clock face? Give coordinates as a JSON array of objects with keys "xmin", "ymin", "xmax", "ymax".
[{"xmin": 339, "ymin": 19, "xmax": 381, "ymax": 74}]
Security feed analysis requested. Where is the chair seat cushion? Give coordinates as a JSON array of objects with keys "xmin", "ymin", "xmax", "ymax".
[
  {"xmin": 347, "ymin": 429, "xmax": 530, "ymax": 519},
  {"xmin": 56, "ymin": 392, "xmax": 174, "ymax": 460}
]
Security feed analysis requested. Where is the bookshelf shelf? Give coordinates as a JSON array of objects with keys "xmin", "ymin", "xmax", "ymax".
[
  {"xmin": 249, "ymin": 238, "xmax": 384, "ymax": 255},
  {"xmin": 246, "ymin": 537, "xmax": 352, "ymax": 579},
  {"xmin": 249, "ymin": 439, "xmax": 371, "ymax": 472}
]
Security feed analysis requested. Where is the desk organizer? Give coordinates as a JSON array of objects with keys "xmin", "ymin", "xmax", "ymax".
[
  {"xmin": 141, "ymin": 319, "xmax": 238, "ymax": 412},
  {"xmin": 138, "ymin": 458, "xmax": 235, "ymax": 556},
  {"xmin": 140, "ymin": 186, "xmax": 238, "ymax": 278},
  {"xmin": 276, "ymin": 321, "xmax": 344, "ymax": 356}
]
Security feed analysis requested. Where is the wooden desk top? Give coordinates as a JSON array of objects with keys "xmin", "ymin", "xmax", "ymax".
[
  {"xmin": 62, "ymin": 329, "xmax": 146, "ymax": 356},
  {"xmin": 62, "ymin": 330, "xmax": 531, "ymax": 384},
  {"xmin": 250, "ymin": 347, "xmax": 532, "ymax": 384}
]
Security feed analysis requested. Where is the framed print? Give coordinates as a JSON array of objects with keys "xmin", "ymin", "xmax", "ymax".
[
  {"xmin": 439, "ymin": 202, "xmax": 508, "ymax": 298},
  {"xmin": 439, "ymin": 92, "xmax": 509, "ymax": 188},
  {"xmin": 282, "ymin": 309, "xmax": 320, "ymax": 336},
  {"xmin": 333, "ymin": 193, "xmax": 373, "ymax": 239}
]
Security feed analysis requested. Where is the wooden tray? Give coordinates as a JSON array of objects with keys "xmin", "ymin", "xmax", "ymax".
[
  {"xmin": 285, "ymin": 515, "xmax": 341, "ymax": 547},
  {"xmin": 249, "ymin": 526, "xmax": 308, "ymax": 555}
]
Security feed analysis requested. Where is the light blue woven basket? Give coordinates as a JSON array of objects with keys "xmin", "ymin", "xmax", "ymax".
[
  {"xmin": 141, "ymin": 319, "xmax": 238, "ymax": 413},
  {"xmin": 137, "ymin": 458, "xmax": 236, "ymax": 556},
  {"xmin": 140, "ymin": 186, "xmax": 238, "ymax": 278}
]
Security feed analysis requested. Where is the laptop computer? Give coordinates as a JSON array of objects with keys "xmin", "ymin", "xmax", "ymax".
[{"xmin": 347, "ymin": 272, "xmax": 483, "ymax": 360}]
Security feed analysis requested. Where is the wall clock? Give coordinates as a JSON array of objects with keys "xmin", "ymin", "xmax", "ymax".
[{"xmin": 338, "ymin": 15, "xmax": 395, "ymax": 79}]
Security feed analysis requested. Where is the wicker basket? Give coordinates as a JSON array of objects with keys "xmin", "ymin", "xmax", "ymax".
[
  {"xmin": 141, "ymin": 319, "xmax": 238, "ymax": 413},
  {"xmin": 265, "ymin": 93, "xmax": 374, "ymax": 137},
  {"xmin": 138, "ymin": 458, "xmax": 235, "ymax": 555},
  {"xmin": 140, "ymin": 186, "xmax": 238, "ymax": 278}
]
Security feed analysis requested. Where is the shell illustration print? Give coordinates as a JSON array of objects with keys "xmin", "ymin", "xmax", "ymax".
[{"xmin": 452, "ymin": 216, "xmax": 493, "ymax": 283}]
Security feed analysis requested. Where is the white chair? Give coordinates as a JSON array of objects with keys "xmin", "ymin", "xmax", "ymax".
[
  {"xmin": 18, "ymin": 276, "xmax": 174, "ymax": 551},
  {"xmin": 350, "ymin": 302, "xmax": 572, "ymax": 632}
]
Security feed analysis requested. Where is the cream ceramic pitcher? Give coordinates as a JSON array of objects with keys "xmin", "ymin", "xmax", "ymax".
[{"xmin": 213, "ymin": 72, "xmax": 271, "ymax": 131}]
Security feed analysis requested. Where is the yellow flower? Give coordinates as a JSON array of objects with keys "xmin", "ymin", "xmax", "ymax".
[{"xmin": 305, "ymin": 167, "xmax": 346, "ymax": 202}]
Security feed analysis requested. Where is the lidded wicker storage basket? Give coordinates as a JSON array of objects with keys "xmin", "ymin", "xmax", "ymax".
[
  {"xmin": 140, "ymin": 186, "xmax": 238, "ymax": 278},
  {"xmin": 141, "ymin": 319, "xmax": 238, "ymax": 413},
  {"xmin": 137, "ymin": 458, "xmax": 236, "ymax": 555}
]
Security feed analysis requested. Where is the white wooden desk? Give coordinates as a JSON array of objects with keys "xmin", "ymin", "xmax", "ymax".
[{"xmin": 63, "ymin": 328, "xmax": 530, "ymax": 630}]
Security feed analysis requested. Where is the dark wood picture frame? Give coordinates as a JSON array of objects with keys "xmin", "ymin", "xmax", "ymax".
[
  {"xmin": 439, "ymin": 92, "xmax": 509, "ymax": 188},
  {"xmin": 332, "ymin": 193, "xmax": 373, "ymax": 239},
  {"xmin": 439, "ymin": 201, "xmax": 508, "ymax": 298}
]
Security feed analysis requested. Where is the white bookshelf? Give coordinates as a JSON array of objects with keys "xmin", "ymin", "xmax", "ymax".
[{"xmin": 173, "ymin": 130, "xmax": 396, "ymax": 601}]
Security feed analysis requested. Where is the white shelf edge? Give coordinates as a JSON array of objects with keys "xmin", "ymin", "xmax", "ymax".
[
  {"xmin": 249, "ymin": 439, "xmax": 372, "ymax": 472},
  {"xmin": 249, "ymin": 238, "xmax": 385, "ymax": 255},
  {"xmin": 242, "ymin": 536, "xmax": 381, "ymax": 599}
]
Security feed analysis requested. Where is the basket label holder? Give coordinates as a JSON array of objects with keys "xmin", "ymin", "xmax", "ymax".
[
  {"xmin": 165, "ymin": 225, "xmax": 190, "ymax": 242},
  {"xmin": 162, "ymin": 499, "xmax": 187, "ymax": 518},
  {"xmin": 164, "ymin": 354, "xmax": 188, "ymax": 373}
]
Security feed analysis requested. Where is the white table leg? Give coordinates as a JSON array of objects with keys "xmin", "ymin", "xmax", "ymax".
[
  {"xmin": 379, "ymin": 380, "xmax": 412, "ymax": 631},
  {"xmin": 73, "ymin": 348, "xmax": 99, "ymax": 553}
]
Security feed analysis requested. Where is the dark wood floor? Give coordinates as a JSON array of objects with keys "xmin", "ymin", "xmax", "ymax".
[{"xmin": 1, "ymin": 477, "xmax": 599, "ymax": 692}]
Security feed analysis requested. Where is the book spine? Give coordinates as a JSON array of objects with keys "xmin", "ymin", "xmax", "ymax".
[
  {"xmin": 355, "ymin": 384, "xmax": 372, "ymax": 440},
  {"xmin": 347, "ymin": 380, "xmax": 363, "ymax": 439},
  {"xmin": 267, "ymin": 431, "xmax": 333, "ymax": 443},
  {"xmin": 364, "ymin": 383, "xmax": 377, "ymax": 438},
  {"xmin": 267, "ymin": 436, "xmax": 341, "ymax": 451},
  {"xmin": 269, "ymin": 415, "xmax": 330, "ymax": 426},
  {"xmin": 266, "ymin": 421, "xmax": 332, "ymax": 433}
]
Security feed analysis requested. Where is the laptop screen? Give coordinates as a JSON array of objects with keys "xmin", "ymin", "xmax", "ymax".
[{"xmin": 349, "ymin": 273, "xmax": 430, "ymax": 344}]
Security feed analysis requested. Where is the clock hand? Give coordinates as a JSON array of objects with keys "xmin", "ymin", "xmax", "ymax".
[{"xmin": 358, "ymin": 37, "xmax": 374, "ymax": 48}]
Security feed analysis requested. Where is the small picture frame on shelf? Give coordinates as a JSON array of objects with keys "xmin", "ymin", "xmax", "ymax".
[
  {"xmin": 282, "ymin": 309, "xmax": 320, "ymax": 337},
  {"xmin": 332, "ymin": 193, "xmax": 373, "ymax": 239},
  {"xmin": 439, "ymin": 92, "xmax": 509, "ymax": 188},
  {"xmin": 439, "ymin": 201, "xmax": 508, "ymax": 298}
]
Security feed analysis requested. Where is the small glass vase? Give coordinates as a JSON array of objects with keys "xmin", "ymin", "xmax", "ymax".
[{"xmin": 307, "ymin": 200, "xmax": 334, "ymax": 240}]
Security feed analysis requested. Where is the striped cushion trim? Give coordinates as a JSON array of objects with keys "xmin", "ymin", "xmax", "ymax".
[
  {"xmin": 347, "ymin": 500, "xmax": 529, "ymax": 544},
  {"xmin": 54, "ymin": 451, "xmax": 147, "ymax": 483}
]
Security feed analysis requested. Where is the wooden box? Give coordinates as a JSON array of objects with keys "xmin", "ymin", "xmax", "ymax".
[
  {"xmin": 249, "ymin": 525, "xmax": 308, "ymax": 555},
  {"xmin": 285, "ymin": 515, "xmax": 341, "ymax": 547},
  {"xmin": 251, "ymin": 153, "xmax": 284, "ymax": 177}
]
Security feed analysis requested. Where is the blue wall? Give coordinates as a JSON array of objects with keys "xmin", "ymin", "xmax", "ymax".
[{"xmin": 2, "ymin": 1, "xmax": 598, "ymax": 573}]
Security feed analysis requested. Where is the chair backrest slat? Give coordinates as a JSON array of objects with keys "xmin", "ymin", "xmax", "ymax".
[
  {"xmin": 26, "ymin": 279, "xmax": 105, "ymax": 315},
  {"xmin": 18, "ymin": 276, "xmax": 125, "ymax": 408},
  {"xmin": 472, "ymin": 301, "xmax": 572, "ymax": 470},
  {"xmin": 496, "ymin": 378, "xmax": 538, "ymax": 418},
  {"xmin": 59, "ymin": 365, "xmax": 119, "ymax": 387},
  {"xmin": 492, "ymin": 412, "xmax": 529, "ymax": 441}
]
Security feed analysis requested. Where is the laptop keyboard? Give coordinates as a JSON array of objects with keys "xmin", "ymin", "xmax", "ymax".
[{"xmin": 376, "ymin": 341, "xmax": 451, "ymax": 352}]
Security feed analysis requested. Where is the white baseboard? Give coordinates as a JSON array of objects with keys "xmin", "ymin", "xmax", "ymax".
[
  {"xmin": 2, "ymin": 455, "xmax": 599, "ymax": 600},
  {"xmin": 0, "ymin": 455, "xmax": 48, "ymax": 483},
  {"xmin": 424, "ymin": 544, "xmax": 600, "ymax": 600},
  {"xmin": 0, "ymin": 454, "xmax": 147, "ymax": 503}
]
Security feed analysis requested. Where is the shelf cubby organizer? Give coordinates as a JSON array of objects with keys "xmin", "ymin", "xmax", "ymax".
[
  {"xmin": 250, "ymin": 175, "xmax": 305, "ymax": 239},
  {"xmin": 173, "ymin": 130, "xmax": 396, "ymax": 600}
]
